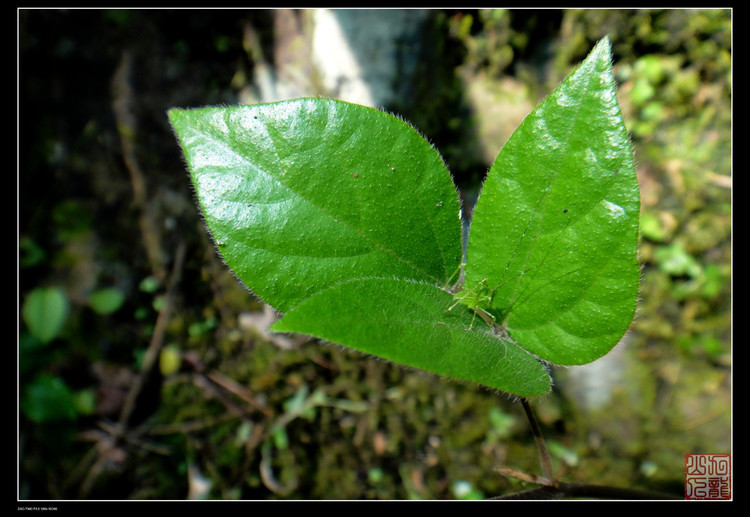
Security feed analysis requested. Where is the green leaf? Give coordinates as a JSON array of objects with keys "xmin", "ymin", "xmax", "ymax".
[
  {"xmin": 464, "ymin": 37, "xmax": 640, "ymax": 366},
  {"xmin": 88, "ymin": 287, "xmax": 125, "ymax": 315},
  {"xmin": 271, "ymin": 278, "xmax": 551, "ymax": 397},
  {"xmin": 21, "ymin": 374, "xmax": 77, "ymax": 423},
  {"xmin": 169, "ymin": 99, "xmax": 462, "ymax": 313},
  {"xmin": 170, "ymin": 38, "xmax": 640, "ymax": 397},
  {"xmin": 22, "ymin": 287, "xmax": 69, "ymax": 344}
]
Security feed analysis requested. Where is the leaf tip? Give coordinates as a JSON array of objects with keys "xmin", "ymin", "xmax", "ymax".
[{"xmin": 593, "ymin": 35, "xmax": 613, "ymax": 61}]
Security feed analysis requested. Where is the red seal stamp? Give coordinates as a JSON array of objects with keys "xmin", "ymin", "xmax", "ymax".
[{"xmin": 685, "ymin": 454, "xmax": 731, "ymax": 500}]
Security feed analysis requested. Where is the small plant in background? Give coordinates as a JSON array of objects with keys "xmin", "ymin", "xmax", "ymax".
[
  {"xmin": 20, "ymin": 284, "xmax": 128, "ymax": 424},
  {"xmin": 169, "ymin": 37, "xmax": 669, "ymax": 499}
]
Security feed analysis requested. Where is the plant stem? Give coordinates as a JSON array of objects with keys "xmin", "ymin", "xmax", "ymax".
[
  {"xmin": 520, "ymin": 397, "xmax": 555, "ymax": 485},
  {"xmin": 495, "ymin": 482, "xmax": 681, "ymax": 500},
  {"xmin": 503, "ymin": 398, "xmax": 682, "ymax": 500}
]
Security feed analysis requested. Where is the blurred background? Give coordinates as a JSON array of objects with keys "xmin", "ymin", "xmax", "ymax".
[{"xmin": 18, "ymin": 8, "xmax": 731, "ymax": 500}]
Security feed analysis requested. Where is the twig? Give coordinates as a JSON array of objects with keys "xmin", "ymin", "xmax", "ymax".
[
  {"xmin": 118, "ymin": 241, "xmax": 186, "ymax": 427},
  {"xmin": 495, "ymin": 466, "xmax": 553, "ymax": 487},
  {"xmin": 206, "ymin": 371, "xmax": 273, "ymax": 416},
  {"xmin": 146, "ymin": 412, "xmax": 239, "ymax": 436},
  {"xmin": 260, "ymin": 440, "xmax": 297, "ymax": 496},
  {"xmin": 112, "ymin": 50, "xmax": 166, "ymax": 282},
  {"xmin": 72, "ymin": 243, "xmax": 185, "ymax": 498}
]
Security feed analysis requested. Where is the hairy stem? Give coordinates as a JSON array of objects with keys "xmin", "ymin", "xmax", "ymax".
[
  {"xmin": 500, "ymin": 398, "xmax": 682, "ymax": 500},
  {"xmin": 520, "ymin": 397, "xmax": 555, "ymax": 485},
  {"xmin": 495, "ymin": 482, "xmax": 681, "ymax": 500}
]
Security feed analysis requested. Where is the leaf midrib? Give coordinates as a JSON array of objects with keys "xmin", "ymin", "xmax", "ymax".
[{"xmin": 196, "ymin": 112, "xmax": 450, "ymax": 285}]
